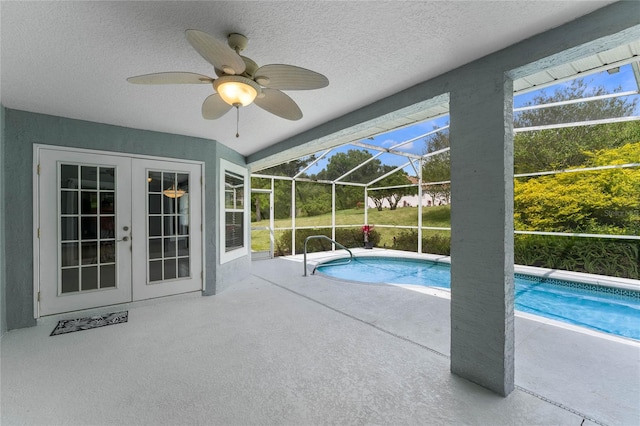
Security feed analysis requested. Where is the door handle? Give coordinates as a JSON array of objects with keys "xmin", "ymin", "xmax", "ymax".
[{"xmin": 117, "ymin": 236, "xmax": 129, "ymax": 242}]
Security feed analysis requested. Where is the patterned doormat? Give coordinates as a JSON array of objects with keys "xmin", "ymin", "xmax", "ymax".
[{"xmin": 50, "ymin": 311, "xmax": 128, "ymax": 336}]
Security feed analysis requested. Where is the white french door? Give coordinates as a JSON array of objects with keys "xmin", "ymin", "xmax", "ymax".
[
  {"xmin": 37, "ymin": 147, "xmax": 203, "ymax": 316},
  {"xmin": 130, "ymin": 158, "xmax": 202, "ymax": 301}
]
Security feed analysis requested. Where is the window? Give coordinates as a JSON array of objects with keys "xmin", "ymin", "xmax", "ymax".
[
  {"xmin": 224, "ymin": 170, "xmax": 244, "ymax": 251},
  {"xmin": 220, "ymin": 159, "xmax": 249, "ymax": 263}
]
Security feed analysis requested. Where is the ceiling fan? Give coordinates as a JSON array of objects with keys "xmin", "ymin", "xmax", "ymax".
[{"xmin": 127, "ymin": 29, "xmax": 329, "ymax": 136}]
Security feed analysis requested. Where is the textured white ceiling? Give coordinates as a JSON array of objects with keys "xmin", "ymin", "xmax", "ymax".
[{"xmin": 0, "ymin": 1, "xmax": 616, "ymax": 157}]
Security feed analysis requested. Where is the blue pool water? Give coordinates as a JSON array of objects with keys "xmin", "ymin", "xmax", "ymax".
[{"xmin": 316, "ymin": 257, "xmax": 640, "ymax": 340}]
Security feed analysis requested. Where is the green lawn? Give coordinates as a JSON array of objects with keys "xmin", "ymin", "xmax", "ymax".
[{"xmin": 251, "ymin": 205, "xmax": 451, "ymax": 251}]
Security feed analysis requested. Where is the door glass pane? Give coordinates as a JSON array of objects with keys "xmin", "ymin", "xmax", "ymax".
[
  {"xmin": 178, "ymin": 257, "xmax": 190, "ymax": 278},
  {"xmin": 61, "ymin": 165, "xmax": 79, "ymax": 189},
  {"xmin": 61, "ymin": 217, "xmax": 78, "ymax": 241},
  {"xmin": 177, "ymin": 237, "xmax": 189, "ymax": 256},
  {"xmin": 61, "ymin": 191, "xmax": 77, "ymax": 214},
  {"xmin": 101, "ymin": 265, "xmax": 116, "ymax": 288},
  {"xmin": 81, "ymin": 166, "xmax": 98, "ymax": 189},
  {"xmin": 82, "ymin": 267, "xmax": 98, "ymax": 291},
  {"xmin": 100, "ymin": 242, "xmax": 115, "ymax": 263},
  {"xmin": 149, "ymin": 194, "xmax": 161, "ymax": 215},
  {"xmin": 164, "ymin": 237, "xmax": 176, "ymax": 257},
  {"xmin": 149, "ymin": 216, "xmax": 162, "ymax": 236},
  {"xmin": 162, "ymin": 172, "xmax": 177, "ymax": 201},
  {"xmin": 81, "ymin": 217, "xmax": 97, "ymax": 240},
  {"xmin": 163, "ymin": 194, "xmax": 176, "ymax": 214},
  {"xmin": 100, "ymin": 192, "xmax": 114, "ymax": 214},
  {"xmin": 100, "ymin": 216, "xmax": 115, "ymax": 239},
  {"xmin": 147, "ymin": 169, "xmax": 191, "ymax": 283},
  {"xmin": 81, "ymin": 192, "xmax": 97, "ymax": 214},
  {"xmin": 99, "ymin": 167, "xmax": 115, "ymax": 190},
  {"xmin": 61, "ymin": 242, "xmax": 79, "ymax": 267},
  {"xmin": 149, "ymin": 239, "xmax": 162, "ymax": 259},
  {"xmin": 59, "ymin": 164, "xmax": 118, "ymax": 295},
  {"xmin": 149, "ymin": 260, "xmax": 163, "ymax": 282},
  {"xmin": 164, "ymin": 259, "xmax": 177, "ymax": 280},
  {"xmin": 81, "ymin": 242, "xmax": 98, "ymax": 265},
  {"xmin": 177, "ymin": 215, "xmax": 189, "ymax": 235},
  {"xmin": 164, "ymin": 216, "xmax": 176, "ymax": 236},
  {"xmin": 148, "ymin": 171, "xmax": 161, "ymax": 192},
  {"xmin": 177, "ymin": 173, "xmax": 189, "ymax": 193},
  {"xmin": 61, "ymin": 268, "xmax": 79, "ymax": 293}
]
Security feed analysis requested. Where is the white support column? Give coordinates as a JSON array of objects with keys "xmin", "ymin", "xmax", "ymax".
[
  {"xmin": 291, "ymin": 179, "xmax": 296, "ymax": 255},
  {"xmin": 331, "ymin": 182, "xmax": 336, "ymax": 250},
  {"xmin": 449, "ymin": 72, "xmax": 515, "ymax": 396},
  {"xmin": 364, "ymin": 187, "xmax": 368, "ymax": 226},
  {"xmin": 269, "ymin": 178, "xmax": 275, "ymax": 258},
  {"xmin": 417, "ymin": 159, "xmax": 423, "ymax": 254}
]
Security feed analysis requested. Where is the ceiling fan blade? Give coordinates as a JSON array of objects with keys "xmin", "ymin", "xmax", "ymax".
[
  {"xmin": 254, "ymin": 89, "xmax": 303, "ymax": 120},
  {"xmin": 202, "ymin": 93, "xmax": 233, "ymax": 119},
  {"xmin": 185, "ymin": 29, "xmax": 246, "ymax": 75},
  {"xmin": 254, "ymin": 64, "xmax": 329, "ymax": 90},
  {"xmin": 127, "ymin": 72, "xmax": 213, "ymax": 84}
]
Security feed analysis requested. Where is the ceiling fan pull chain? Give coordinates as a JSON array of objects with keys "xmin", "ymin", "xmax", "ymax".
[{"xmin": 236, "ymin": 105, "xmax": 240, "ymax": 138}]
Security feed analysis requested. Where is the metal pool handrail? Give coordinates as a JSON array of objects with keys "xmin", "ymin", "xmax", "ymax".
[{"xmin": 303, "ymin": 235, "xmax": 353, "ymax": 277}]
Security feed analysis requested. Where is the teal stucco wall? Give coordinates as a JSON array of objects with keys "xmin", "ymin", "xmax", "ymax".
[
  {"xmin": 2, "ymin": 109, "xmax": 250, "ymax": 330},
  {"xmin": 1, "ymin": 105, "xmax": 6, "ymax": 336}
]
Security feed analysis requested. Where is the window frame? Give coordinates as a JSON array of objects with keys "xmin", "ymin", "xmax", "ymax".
[{"xmin": 219, "ymin": 158, "xmax": 249, "ymax": 264}]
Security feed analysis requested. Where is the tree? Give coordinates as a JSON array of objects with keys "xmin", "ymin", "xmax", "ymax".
[
  {"xmin": 316, "ymin": 149, "xmax": 381, "ymax": 184},
  {"xmin": 258, "ymin": 155, "xmax": 317, "ymax": 177},
  {"xmin": 314, "ymin": 149, "xmax": 382, "ymax": 209},
  {"xmin": 514, "ymin": 142, "xmax": 640, "ymax": 234},
  {"xmin": 514, "ymin": 79, "xmax": 640, "ymax": 173},
  {"xmin": 295, "ymin": 181, "xmax": 332, "ymax": 216},
  {"xmin": 422, "ymin": 128, "xmax": 451, "ymax": 204},
  {"xmin": 369, "ymin": 166, "xmax": 415, "ymax": 211},
  {"xmin": 252, "ymin": 156, "xmax": 317, "ymax": 220},
  {"xmin": 250, "ymin": 176, "xmax": 269, "ymax": 222}
]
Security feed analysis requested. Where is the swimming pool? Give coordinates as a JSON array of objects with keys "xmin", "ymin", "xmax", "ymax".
[{"xmin": 315, "ymin": 256, "xmax": 640, "ymax": 340}]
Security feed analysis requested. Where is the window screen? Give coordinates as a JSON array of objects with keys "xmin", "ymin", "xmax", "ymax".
[{"xmin": 225, "ymin": 170, "xmax": 245, "ymax": 252}]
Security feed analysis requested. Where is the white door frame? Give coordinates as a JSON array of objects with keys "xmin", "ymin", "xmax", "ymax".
[{"xmin": 33, "ymin": 144, "xmax": 206, "ymax": 318}]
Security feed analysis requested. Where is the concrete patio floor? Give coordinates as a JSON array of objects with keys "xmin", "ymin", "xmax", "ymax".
[{"xmin": 1, "ymin": 251, "xmax": 639, "ymax": 425}]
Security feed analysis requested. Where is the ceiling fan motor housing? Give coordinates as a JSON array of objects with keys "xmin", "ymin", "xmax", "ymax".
[{"xmin": 228, "ymin": 33, "xmax": 249, "ymax": 52}]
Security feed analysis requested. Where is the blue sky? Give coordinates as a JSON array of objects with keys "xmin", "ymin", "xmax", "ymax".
[
  {"xmin": 513, "ymin": 63, "xmax": 639, "ymax": 108},
  {"xmin": 303, "ymin": 64, "xmax": 638, "ymax": 179}
]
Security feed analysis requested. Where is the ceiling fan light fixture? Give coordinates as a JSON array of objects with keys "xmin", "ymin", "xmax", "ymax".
[{"xmin": 214, "ymin": 75, "xmax": 260, "ymax": 107}]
